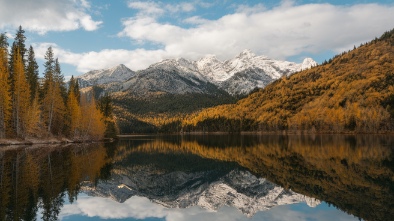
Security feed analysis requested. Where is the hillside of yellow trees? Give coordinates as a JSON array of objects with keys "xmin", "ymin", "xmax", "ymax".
[
  {"xmin": 180, "ymin": 29, "xmax": 394, "ymax": 133},
  {"xmin": 0, "ymin": 27, "xmax": 114, "ymax": 142}
]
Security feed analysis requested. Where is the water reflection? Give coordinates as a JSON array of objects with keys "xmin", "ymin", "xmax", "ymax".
[
  {"xmin": 0, "ymin": 135, "xmax": 393, "ymax": 221},
  {"xmin": 0, "ymin": 143, "xmax": 112, "ymax": 221}
]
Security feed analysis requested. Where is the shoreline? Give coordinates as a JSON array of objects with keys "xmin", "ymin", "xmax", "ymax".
[
  {"xmin": 0, "ymin": 137, "xmax": 111, "ymax": 146},
  {"xmin": 117, "ymin": 130, "xmax": 394, "ymax": 137}
]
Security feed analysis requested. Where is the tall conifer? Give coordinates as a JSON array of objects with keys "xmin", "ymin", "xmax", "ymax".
[
  {"xmin": 26, "ymin": 46, "xmax": 39, "ymax": 102},
  {"xmin": 42, "ymin": 47, "xmax": 65, "ymax": 135},
  {"xmin": 66, "ymin": 77, "xmax": 82, "ymax": 138},
  {"xmin": 0, "ymin": 34, "xmax": 11, "ymax": 138},
  {"xmin": 12, "ymin": 48, "xmax": 30, "ymax": 138}
]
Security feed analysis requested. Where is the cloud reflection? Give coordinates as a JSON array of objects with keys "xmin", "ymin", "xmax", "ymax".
[{"xmin": 59, "ymin": 195, "xmax": 359, "ymax": 221}]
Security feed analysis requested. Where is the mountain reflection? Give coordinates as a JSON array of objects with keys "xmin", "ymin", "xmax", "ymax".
[
  {"xmin": 0, "ymin": 135, "xmax": 393, "ymax": 221},
  {"xmin": 112, "ymin": 135, "xmax": 394, "ymax": 221}
]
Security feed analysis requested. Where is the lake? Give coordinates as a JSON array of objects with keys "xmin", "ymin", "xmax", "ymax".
[{"xmin": 0, "ymin": 134, "xmax": 393, "ymax": 221}]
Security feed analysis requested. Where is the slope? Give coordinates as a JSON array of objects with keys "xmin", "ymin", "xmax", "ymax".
[{"xmin": 182, "ymin": 29, "xmax": 394, "ymax": 133}]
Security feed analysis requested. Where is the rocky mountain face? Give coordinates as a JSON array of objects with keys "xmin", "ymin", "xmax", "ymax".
[
  {"xmin": 77, "ymin": 64, "xmax": 135, "ymax": 89},
  {"xmin": 82, "ymin": 167, "xmax": 320, "ymax": 217},
  {"xmin": 76, "ymin": 50, "xmax": 317, "ymax": 96}
]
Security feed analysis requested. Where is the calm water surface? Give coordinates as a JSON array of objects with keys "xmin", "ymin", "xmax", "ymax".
[{"xmin": 0, "ymin": 135, "xmax": 393, "ymax": 221}]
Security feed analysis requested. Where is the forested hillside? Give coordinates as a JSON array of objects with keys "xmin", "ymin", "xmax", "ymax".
[
  {"xmin": 0, "ymin": 27, "xmax": 114, "ymax": 141},
  {"xmin": 180, "ymin": 29, "xmax": 394, "ymax": 133}
]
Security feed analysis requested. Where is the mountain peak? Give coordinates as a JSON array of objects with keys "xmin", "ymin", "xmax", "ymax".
[
  {"xmin": 237, "ymin": 49, "xmax": 256, "ymax": 59},
  {"xmin": 301, "ymin": 58, "xmax": 318, "ymax": 70}
]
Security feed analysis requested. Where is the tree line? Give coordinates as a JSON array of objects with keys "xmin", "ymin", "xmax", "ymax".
[
  {"xmin": 0, "ymin": 26, "xmax": 113, "ymax": 140},
  {"xmin": 119, "ymin": 28, "xmax": 394, "ymax": 134}
]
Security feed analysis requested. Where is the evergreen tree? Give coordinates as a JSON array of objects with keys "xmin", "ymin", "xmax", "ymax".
[
  {"xmin": 98, "ymin": 93, "xmax": 117, "ymax": 138},
  {"xmin": 26, "ymin": 46, "xmax": 39, "ymax": 102},
  {"xmin": 54, "ymin": 58, "xmax": 67, "ymax": 100},
  {"xmin": 97, "ymin": 93, "xmax": 113, "ymax": 118},
  {"xmin": 42, "ymin": 46, "xmax": 55, "ymax": 96},
  {"xmin": 74, "ymin": 78, "xmax": 80, "ymax": 103},
  {"xmin": 42, "ymin": 47, "xmax": 66, "ymax": 135},
  {"xmin": 9, "ymin": 26, "xmax": 27, "ymax": 83},
  {"xmin": 42, "ymin": 79, "xmax": 66, "ymax": 135},
  {"xmin": 0, "ymin": 33, "xmax": 8, "ymax": 49},
  {"xmin": 14, "ymin": 26, "xmax": 27, "ymax": 65}
]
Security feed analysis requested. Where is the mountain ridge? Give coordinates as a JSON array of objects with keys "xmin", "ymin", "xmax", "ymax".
[
  {"xmin": 82, "ymin": 168, "xmax": 320, "ymax": 217},
  {"xmin": 76, "ymin": 50, "xmax": 317, "ymax": 96},
  {"xmin": 180, "ymin": 29, "xmax": 394, "ymax": 133}
]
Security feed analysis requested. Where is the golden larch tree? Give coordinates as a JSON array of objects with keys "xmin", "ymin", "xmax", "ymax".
[
  {"xmin": 66, "ymin": 89, "xmax": 82, "ymax": 138},
  {"xmin": 0, "ymin": 45, "xmax": 11, "ymax": 138},
  {"xmin": 12, "ymin": 49, "xmax": 30, "ymax": 138}
]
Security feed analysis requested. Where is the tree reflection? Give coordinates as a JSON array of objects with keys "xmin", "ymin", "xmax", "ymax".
[
  {"xmin": 115, "ymin": 135, "xmax": 394, "ymax": 221},
  {"xmin": 0, "ymin": 143, "xmax": 110, "ymax": 221},
  {"xmin": 0, "ymin": 135, "xmax": 393, "ymax": 221}
]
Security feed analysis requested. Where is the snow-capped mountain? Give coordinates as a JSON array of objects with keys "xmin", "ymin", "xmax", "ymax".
[
  {"xmin": 301, "ymin": 57, "xmax": 318, "ymax": 71},
  {"xmin": 82, "ymin": 167, "xmax": 320, "ymax": 217},
  {"xmin": 77, "ymin": 50, "xmax": 317, "ymax": 96},
  {"xmin": 77, "ymin": 64, "xmax": 135, "ymax": 88},
  {"xmin": 194, "ymin": 49, "xmax": 317, "ymax": 95},
  {"xmin": 120, "ymin": 65, "xmax": 216, "ymax": 96}
]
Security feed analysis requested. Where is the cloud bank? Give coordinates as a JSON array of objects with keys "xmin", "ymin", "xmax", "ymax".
[
  {"xmin": 32, "ymin": 1, "xmax": 394, "ymax": 73},
  {"xmin": 59, "ymin": 195, "xmax": 359, "ymax": 221},
  {"xmin": 0, "ymin": 0, "xmax": 102, "ymax": 34}
]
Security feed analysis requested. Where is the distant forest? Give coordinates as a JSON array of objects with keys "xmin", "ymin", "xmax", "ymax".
[
  {"xmin": 179, "ymin": 29, "xmax": 394, "ymax": 134},
  {"xmin": 113, "ymin": 28, "xmax": 394, "ymax": 134},
  {"xmin": 0, "ymin": 26, "xmax": 116, "ymax": 141}
]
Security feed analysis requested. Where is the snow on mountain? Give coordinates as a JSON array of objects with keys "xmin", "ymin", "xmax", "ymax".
[
  {"xmin": 81, "ymin": 168, "xmax": 320, "ymax": 217},
  {"xmin": 301, "ymin": 57, "xmax": 318, "ymax": 71},
  {"xmin": 76, "ymin": 64, "xmax": 135, "ymax": 88},
  {"xmin": 77, "ymin": 51, "xmax": 317, "ymax": 96},
  {"xmin": 195, "ymin": 54, "xmax": 230, "ymax": 83},
  {"xmin": 149, "ymin": 57, "xmax": 208, "ymax": 83},
  {"xmin": 194, "ymin": 50, "xmax": 316, "ymax": 95},
  {"xmin": 120, "ymin": 66, "xmax": 210, "ymax": 96}
]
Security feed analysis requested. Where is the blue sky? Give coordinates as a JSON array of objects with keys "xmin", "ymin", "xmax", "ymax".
[{"xmin": 0, "ymin": 0, "xmax": 393, "ymax": 80}]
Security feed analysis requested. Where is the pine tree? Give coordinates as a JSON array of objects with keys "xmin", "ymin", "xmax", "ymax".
[
  {"xmin": 26, "ymin": 46, "xmax": 39, "ymax": 102},
  {"xmin": 42, "ymin": 47, "xmax": 66, "ymax": 135},
  {"xmin": 74, "ymin": 78, "xmax": 81, "ymax": 103},
  {"xmin": 54, "ymin": 58, "xmax": 67, "ymax": 101},
  {"xmin": 0, "ymin": 33, "xmax": 8, "ymax": 49},
  {"xmin": 42, "ymin": 46, "xmax": 54, "ymax": 97},
  {"xmin": 0, "ymin": 35, "xmax": 11, "ymax": 138},
  {"xmin": 42, "ymin": 79, "xmax": 66, "ymax": 135},
  {"xmin": 14, "ymin": 26, "xmax": 27, "ymax": 65},
  {"xmin": 97, "ymin": 93, "xmax": 118, "ymax": 138},
  {"xmin": 9, "ymin": 26, "xmax": 27, "ymax": 83}
]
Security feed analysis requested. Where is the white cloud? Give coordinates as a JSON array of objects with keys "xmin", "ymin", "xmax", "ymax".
[
  {"xmin": 0, "ymin": 0, "xmax": 102, "ymax": 34},
  {"xmin": 127, "ymin": 1, "xmax": 165, "ymax": 17},
  {"xmin": 28, "ymin": 1, "xmax": 394, "ymax": 75},
  {"xmin": 184, "ymin": 16, "xmax": 210, "ymax": 25},
  {"xmin": 167, "ymin": 2, "xmax": 196, "ymax": 13},
  {"xmin": 235, "ymin": 4, "xmax": 266, "ymax": 14},
  {"xmin": 118, "ymin": 1, "xmax": 394, "ymax": 63},
  {"xmin": 127, "ymin": 0, "xmax": 200, "ymax": 18},
  {"xmin": 59, "ymin": 195, "xmax": 359, "ymax": 221}
]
